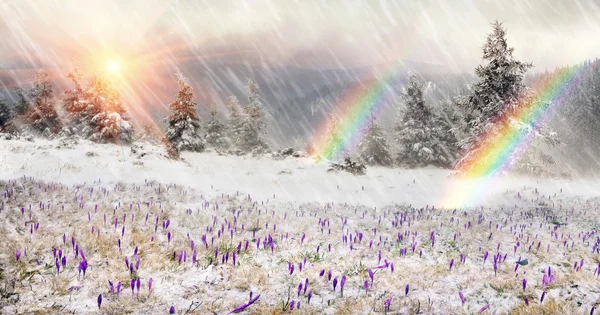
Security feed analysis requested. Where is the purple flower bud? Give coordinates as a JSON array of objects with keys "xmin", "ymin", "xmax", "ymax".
[
  {"xmin": 169, "ymin": 306, "xmax": 175, "ymax": 314},
  {"xmin": 364, "ymin": 280, "xmax": 369, "ymax": 294},
  {"xmin": 148, "ymin": 278, "xmax": 153, "ymax": 292},
  {"xmin": 333, "ymin": 277, "xmax": 338, "ymax": 291},
  {"xmin": 15, "ymin": 250, "xmax": 21, "ymax": 262},
  {"xmin": 479, "ymin": 304, "xmax": 489, "ymax": 313},
  {"xmin": 459, "ymin": 291, "xmax": 465, "ymax": 305},
  {"xmin": 97, "ymin": 294, "xmax": 102, "ymax": 308}
]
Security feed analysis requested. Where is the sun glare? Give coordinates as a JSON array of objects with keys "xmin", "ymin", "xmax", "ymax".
[{"xmin": 106, "ymin": 60, "xmax": 121, "ymax": 74}]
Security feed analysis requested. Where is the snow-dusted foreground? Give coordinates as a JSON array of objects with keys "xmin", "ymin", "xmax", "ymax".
[{"xmin": 1, "ymin": 138, "xmax": 600, "ymax": 314}]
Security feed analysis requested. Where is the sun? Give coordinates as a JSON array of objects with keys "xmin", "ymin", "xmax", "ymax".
[{"xmin": 106, "ymin": 60, "xmax": 121, "ymax": 74}]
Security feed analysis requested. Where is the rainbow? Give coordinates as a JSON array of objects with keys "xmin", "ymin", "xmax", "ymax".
[
  {"xmin": 313, "ymin": 68, "xmax": 403, "ymax": 161},
  {"xmin": 443, "ymin": 65, "xmax": 585, "ymax": 208}
]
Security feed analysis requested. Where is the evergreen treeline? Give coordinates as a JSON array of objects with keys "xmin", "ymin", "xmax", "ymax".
[{"xmin": 0, "ymin": 21, "xmax": 589, "ymax": 176}]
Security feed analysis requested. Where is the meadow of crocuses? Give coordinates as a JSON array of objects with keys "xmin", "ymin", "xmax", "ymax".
[
  {"xmin": 1, "ymin": 174, "xmax": 599, "ymax": 314},
  {"xmin": 0, "ymin": 139, "xmax": 599, "ymax": 314}
]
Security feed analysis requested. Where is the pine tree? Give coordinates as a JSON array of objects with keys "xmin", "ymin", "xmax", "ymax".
[
  {"xmin": 164, "ymin": 73, "xmax": 204, "ymax": 152},
  {"xmin": 226, "ymin": 96, "xmax": 243, "ymax": 149},
  {"xmin": 236, "ymin": 78, "xmax": 269, "ymax": 153},
  {"xmin": 14, "ymin": 87, "xmax": 30, "ymax": 116},
  {"xmin": 395, "ymin": 72, "xmax": 452, "ymax": 168},
  {"xmin": 86, "ymin": 72, "xmax": 134, "ymax": 143},
  {"xmin": 358, "ymin": 110, "xmax": 392, "ymax": 166},
  {"xmin": 457, "ymin": 21, "xmax": 555, "ymax": 175},
  {"xmin": 463, "ymin": 21, "xmax": 532, "ymax": 130},
  {"xmin": 26, "ymin": 69, "xmax": 61, "ymax": 134},
  {"xmin": 62, "ymin": 66, "xmax": 88, "ymax": 135},
  {"xmin": 0, "ymin": 97, "xmax": 11, "ymax": 130},
  {"xmin": 205, "ymin": 103, "xmax": 229, "ymax": 151}
]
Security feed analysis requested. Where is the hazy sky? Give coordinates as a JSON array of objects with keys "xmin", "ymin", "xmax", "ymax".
[{"xmin": 1, "ymin": 0, "xmax": 600, "ymax": 75}]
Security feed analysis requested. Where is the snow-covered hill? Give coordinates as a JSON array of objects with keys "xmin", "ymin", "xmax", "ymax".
[{"xmin": 1, "ymin": 138, "xmax": 598, "ymax": 209}]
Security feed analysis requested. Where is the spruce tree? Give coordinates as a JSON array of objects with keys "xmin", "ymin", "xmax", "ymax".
[
  {"xmin": 358, "ymin": 110, "xmax": 392, "ymax": 166},
  {"xmin": 205, "ymin": 103, "xmax": 229, "ymax": 151},
  {"xmin": 0, "ymin": 97, "xmax": 11, "ymax": 130},
  {"xmin": 226, "ymin": 95, "xmax": 242, "ymax": 149},
  {"xmin": 62, "ymin": 66, "xmax": 88, "ymax": 135},
  {"xmin": 458, "ymin": 21, "xmax": 548, "ymax": 174},
  {"xmin": 236, "ymin": 78, "xmax": 268, "ymax": 153},
  {"xmin": 27, "ymin": 69, "xmax": 61, "ymax": 134},
  {"xmin": 395, "ymin": 72, "xmax": 452, "ymax": 168},
  {"xmin": 86, "ymin": 72, "xmax": 134, "ymax": 143},
  {"xmin": 164, "ymin": 73, "xmax": 204, "ymax": 152},
  {"xmin": 14, "ymin": 87, "xmax": 30, "ymax": 116}
]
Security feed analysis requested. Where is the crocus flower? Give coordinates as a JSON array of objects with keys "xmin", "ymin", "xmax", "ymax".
[
  {"xmin": 149, "ymin": 278, "xmax": 153, "ymax": 292},
  {"xmin": 479, "ymin": 304, "xmax": 489, "ymax": 313},
  {"xmin": 333, "ymin": 277, "xmax": 338, "ymax": 291},
  {"xmin": 109, "ymin": 280, "xmax": 114, "ymax": 294},
  {"xmin": 15, "ymin": 250, "xmax": 21, "ymax": 262},
  {"xmin": 368, "ymin": 269, "xmax": 374, "ymax": 285},
  {"xmin": 522, "ymin": 278, "xmax": 527, "ymax": 291},
  {"xmin": 459, "ymin": 291, "xmax": 465, "ymax": 306},
  {"xmin": 340, "ymin": 275, "xmax": 346, "ymax": 294},
  {"xmin": 169, "ymin": 306, "xmax": 175, "ymax": 314},
  {"xmin": 364, "ymin": 280, "xmax": 369, "ymax": 294},
  {"xmin": 405, "ymin": 284, "xmax": 409, "ymax": 296},
  {"xmin": 97, "ymin": 294, "xmax": 102, "ymax": 308},
  {"xmin": 229, "ymin": 294, "xmax": 260, "ymax": 314}
]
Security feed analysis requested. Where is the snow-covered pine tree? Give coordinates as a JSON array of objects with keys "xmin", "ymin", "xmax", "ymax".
[
  {"xmin": 86, "ymin": 72, "xmax": 134, "ymax": 143},
  {"xmin": 205, "ymin": 103, "xmax": 229, "ymax": 151},
  {"xmin": 431, "ymin": 100, "xmax": 463, "ymax": 166},
  {"xmin": 395, "ymin": 72, "xmax": 453, "ymax": 168},
  {"xmin": 0, "ymin": 97, "xmax": 11, "ymax": 130},
  {"xmin": 457, "ymin": 21, "xmax": 560, "ymax": 175},
  {"xmin": 226, "ymin": 96, "xmax": 242, "ymax": 149},
  {"xmin": 358, "ymin": 110, "xmax": 392, "ymax": 166},
  {"xmin": 236, "ymin": 78, "xmax": 268, "ymax": 153},
  {"xmin": 164, "ymin": 73, "xmax": 204, "ymax": 152},
  {"xmin": 14, "ymin": 87, "xmax": 31, "ymax": 116},
  {"xmin": 26, "ymin": 69, "xmax": 61, "ymax": 135},
  {"xmin": 61, "ymin": 66, "xmax": 88, "ymax": 136}
]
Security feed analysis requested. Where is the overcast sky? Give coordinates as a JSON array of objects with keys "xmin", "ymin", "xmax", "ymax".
[{"xmin": 1, "ymin": 0, "xmax": 600, "ymax": 74}]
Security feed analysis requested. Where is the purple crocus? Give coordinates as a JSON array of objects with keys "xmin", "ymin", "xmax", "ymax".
[
  {"xmin": 479, "ymin": 304, "xmax": 489, "ymax": 313},
  {"xmin": 97, "ymin": 294, "xmax": 102, "ymax": 308},
  {"xmin": 364, "ymin": 280, "xmax": 369, "ymax": 294},
  {"xmin": 229, "ymin": 294, "xmax": 260, "ymax": 313},
  {"xmin": 340, "ymin": 275, "xmax": 346, "ymax": 294},
  {"xmin": 169, "ymin": 306, "xmax": 175, "ymax": 314},
  {"xmin": 459, "ymin": 291, "xmax": 465, "ymax": 306},
  {"xmin": 15, "ymin": 250, "xmax": 21, "ymax": 262},
  {"xmin": 333, "ymin": 277, "xmax": 338, "ymax": 291}
]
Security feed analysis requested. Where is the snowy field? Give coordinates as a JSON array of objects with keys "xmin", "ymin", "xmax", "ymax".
[{"xmin": 1, "ymin": 138, "xmax": 600, "ymax": 314}]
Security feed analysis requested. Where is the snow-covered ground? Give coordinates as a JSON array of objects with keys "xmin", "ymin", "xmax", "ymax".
[{"xmin": 1, "ymin": 138, "xmax": 600, "ymax": 314}]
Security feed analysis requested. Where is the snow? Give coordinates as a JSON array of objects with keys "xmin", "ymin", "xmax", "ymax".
[{"xmin": 1, "ymin": 138, "xmax": 600, "ymax": 314}]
